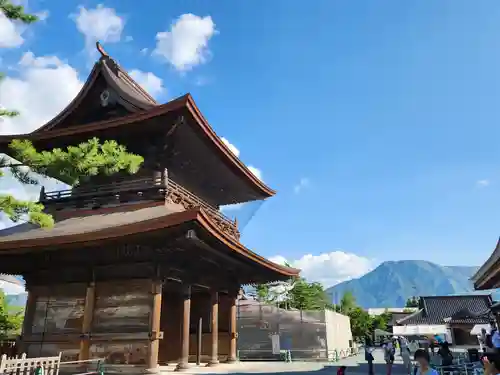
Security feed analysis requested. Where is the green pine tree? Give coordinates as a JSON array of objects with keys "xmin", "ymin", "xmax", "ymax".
[
  {"xmin": 0, "ymin": 2, "xmax": 144, "ymax": 228},
  {"xmin": 0, "ymin": 290, "xmax": 23, "ymax": 339}
]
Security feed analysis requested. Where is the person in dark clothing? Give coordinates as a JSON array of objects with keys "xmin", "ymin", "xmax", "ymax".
[
  {"xmin": 337, "ymin": 366, "xmax": 347, "ymax": 375},
  {"xmin": 437, "ymin": 342, "xmax": 453, "ymax": 367},
  {"xmin": 365, "ymin": 344, "xmax": 374, "ymax": 375},
  {"xmin": 429, "ymin": 341, "xmax": 436, "ymax": 355}
]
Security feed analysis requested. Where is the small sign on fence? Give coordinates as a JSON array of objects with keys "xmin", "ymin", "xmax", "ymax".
[{"xmin": 271, "ymin": 334, "xmax": 280, "ymax": 354}]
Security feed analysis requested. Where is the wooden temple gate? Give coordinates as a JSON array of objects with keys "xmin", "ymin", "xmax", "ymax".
[{"xmin": 0, "ymin": 42, "xmax": 299, "ymax": 372}]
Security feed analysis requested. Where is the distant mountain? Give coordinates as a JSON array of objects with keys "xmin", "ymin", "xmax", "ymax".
[
  {"xmin": 6, "ymin": 293, "xmax": 27, "ymax": 307},
  {"xmin": 326, "ymin": 260, "xmax": 479, "ymax": 308}
]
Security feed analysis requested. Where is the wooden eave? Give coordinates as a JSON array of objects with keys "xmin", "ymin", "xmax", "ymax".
[
  {"xmin": 473, "ymin": 237, "xmax": 500, "ymax": 290},
  {"xmin": 0, "ymin": 94, "xmax": 275, "ymax": 198},
  {"xmin": 0, "ymin": 208, "xmax": 299, "ymax": 278},
  {"xmin": 32, "ymin": 42, "xmax": 156, "ymax": 133}
]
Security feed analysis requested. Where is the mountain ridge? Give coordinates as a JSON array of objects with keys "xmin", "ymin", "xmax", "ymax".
[{"xmin": 326, "ymin": 260, "xmax": 479, "ymax": 308}]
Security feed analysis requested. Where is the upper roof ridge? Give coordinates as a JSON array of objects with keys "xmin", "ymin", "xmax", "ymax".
[{"xmin": 96, "ymin": 41, "xmax": 109, "ymax": 58}]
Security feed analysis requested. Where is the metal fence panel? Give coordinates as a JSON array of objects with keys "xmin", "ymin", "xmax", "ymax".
[{"xmin": 237, "ymin": 301, "xmax": 328, "ymax": 360}]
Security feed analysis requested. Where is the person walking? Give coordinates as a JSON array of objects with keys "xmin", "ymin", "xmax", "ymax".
[
  {"xmin": 437, "ymin": 341, "xmax": 453, "ymax": 368},
  {"xmin": 479, "ymin": 328, "xmax": 488, "ymax": 353},
  {"xmin": 401, "ymin": 346, "xmax": 412, "ymax": 375},
  {"xmin": 383, "ymin": 340, "xmax": 395, "ymax": 375},
  {"xmin": 365, "ymin": 339, "xmax": 375, "ymax": 375}
]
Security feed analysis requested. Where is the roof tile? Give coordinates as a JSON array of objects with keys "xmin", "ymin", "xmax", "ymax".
[{"xmin": 397, "ymin": 295, "xmax": 493, "ymax": 325}]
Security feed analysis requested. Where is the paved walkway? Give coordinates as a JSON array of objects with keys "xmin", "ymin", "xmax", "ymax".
[{"xmin": 158, "ymin": 349, "xmax": 409, "ymax": 375}]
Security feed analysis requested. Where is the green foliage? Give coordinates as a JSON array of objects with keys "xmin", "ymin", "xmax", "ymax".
[
  {"xmin": 339, "ymin": 290, "xmax": 356, "ymax": 313},
  {"xmin": 405, "ymin": 296, "xmax": 419, "ymax": 308},
  {"xmin": 288, "ymin": 278, "xmax": 330, "ymax": 310},
  {"xmin": 5, "ymin": 138, "xmax": 144, "ymax": 186},
  {"xmin": 341, "ymin": 293, "xmax": 393, "ymax": 341},
  {"xmin": 255, "ymin": 276, "xmax": 331, "ymax": 311},
  {"xmin": 0, "ymin": 290, "xmax": 23, "ymax": 339},
  {"xmin": 0, "ymin": 0, "xmax": 37, "ymax": 23},
  {"xmin": 255, "ymin": 284, "xmax": 270, "ymax": 302},
  {"xmin": 0, "ymin": 139, "xmax": 143, "ymax": 228},
  {"xmin": 371, "ymin": 310, "xmax": 392, "ymax": 332},
  {"xmin": 347, "ymin": 306, "xmax": 372, "ymax": 340},
  {"xmin": 0, "ymin": 194, "xmax": 53, "ymax": 228}
]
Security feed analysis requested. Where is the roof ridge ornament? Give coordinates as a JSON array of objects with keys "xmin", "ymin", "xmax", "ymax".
[{"xmin": 96, "ymin": 41, "xmax": 109, "ymax": 58}]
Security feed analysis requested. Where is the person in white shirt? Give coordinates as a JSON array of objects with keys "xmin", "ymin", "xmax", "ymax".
[
  {"xmin": 479, "ymin": 328, "xmax": 487, "ymax": 352},
  {"xmin": 414, "ymin": 349, "xmax": 439, "ymax": 375},
  {"xmin": 400, "ymin": 337, "xmax": 412, "ymax": 375}
]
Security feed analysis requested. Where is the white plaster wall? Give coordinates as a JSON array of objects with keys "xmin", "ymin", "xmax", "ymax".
[{"xmin": 324, "ymin": 310, "xmax": 353, "ymax": 360}]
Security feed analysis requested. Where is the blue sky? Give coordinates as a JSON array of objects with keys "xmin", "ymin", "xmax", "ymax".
[{"xmin": 1, "ymin": 0, "xmax": 500, "ymax": 286}]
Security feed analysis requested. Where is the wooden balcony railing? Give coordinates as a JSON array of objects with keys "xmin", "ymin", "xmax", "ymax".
[
  {"xmin": 165, "ymin": 178, "xmax": 240, "ymax": 239},
  {"xmin": 40, "ymin": 175, "xmax": 240, "ymax": 240}
]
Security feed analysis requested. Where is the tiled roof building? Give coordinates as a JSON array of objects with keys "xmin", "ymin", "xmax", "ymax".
[
  {"xmin": 395, "ymin": 295, "xmax": 493, "ymax": 345},
  {"xmin": 397, "ymin": 295, "xmax": 493, "ymax": 325}
]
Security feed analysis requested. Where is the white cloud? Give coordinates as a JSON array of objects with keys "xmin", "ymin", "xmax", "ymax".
[
  {"xmin": 0, "ymin": 51, "xmax": 83, "ymax": 135},
  {"xmin": 153, "ymin": 13, "xmax": 217, "ymax": 72},
  {"xmin": 194, "ymin": 76, "xmax": 212, "ymax": 87},
  {"xmin": 221, "ymin": 137, "xmax": 240, "ymax": 157},
  {"xmin": 0, "ymin": 280, "xmax": 25, "ymax": 295},
  {"xmin": 0, "ymin": 52, "xmax": 80, "ymax": 228},
  {"xmin": 218, "ymin": 138, "xmax": 264, "ymax": 211},
  {"xmin": 248, "ymin": 165, "xmax": 263, "ymax": 181},
  {"xmin": 71, "ymin": 5, "xmax": 124, "ymax": 56},
  {"xmin": 129, "ymin": 69, "xmax": 166, "ymax": 99},
  {"xmin": 219, "ymin": 138, "xmax": 263, "ymax": 181},
  {"xmin": 140, "ymin": 48, "xmax": 149, "ymax": 55},
  {"xmin": 220, "ymin": 203, "xmax": 244, "ymax": 212},
  {"xmin": 476, "ymin": 179, "xmax": 490, "ymax": 188},
  {"xmin": 294, "ymin": 177, "xmax": 310, "ymax": 193},
  {"xmin": 269, "ymin": 251, "xmax": 375, "ymax": 288},
  {"xmin": 35, "ymin": 10, "xmax": 50, "ymax": 22},
  {"xmin": 0, "ymin": 12, "xmax": 25, "ymax": 48},
  {"xmin": 124, "ymin": 35, "xmax": 133, "ymax": 42}
]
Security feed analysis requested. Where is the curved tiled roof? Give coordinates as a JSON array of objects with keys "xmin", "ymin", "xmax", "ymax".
[
  {"xmin": 0, "ymin": 203, "xmax": 299, "ymax": 278},
  {"xmin": 0, "ymin": 94, "xmax": 276, "ymax": 199},
  {"xmin": 33, "ymin": 42, "xmax": 156, "ymax": 133},
  {"xmin": 396, "ymin": 295, "xmax": 492, "ymax": 325}
]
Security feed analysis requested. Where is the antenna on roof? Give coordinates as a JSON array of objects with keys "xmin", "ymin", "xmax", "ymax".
[{"xmin": 96, "ymin": 41, "xmax": 108, "ymax": 58}]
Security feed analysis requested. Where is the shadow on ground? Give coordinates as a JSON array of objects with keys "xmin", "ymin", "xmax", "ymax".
[{"xmin": 196, "ymin": 362, "xmax": 409, "ymax": 375}]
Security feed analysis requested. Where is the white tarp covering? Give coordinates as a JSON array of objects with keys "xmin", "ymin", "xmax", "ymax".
[
  {"xmin": 393, "ymin": 325, "xmax": 448, "ymax": 336},
  {"xmin": 470, "ymin": 324, "xmax": 491, "ymax": 336}
]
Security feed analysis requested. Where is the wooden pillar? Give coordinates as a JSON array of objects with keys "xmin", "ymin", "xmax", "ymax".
[
  {"xmin": 79, "ymin": 282, "xmax": 95, "ymax": 361},
  {"xmin": 20, "ymin": 288, "xmax": 37, "ymax": 353},
  {"xmin": 226, "ymin": 295, "xmax": 238, "ymax": 363},
  {"xmin": 147, "ymin": 279, "xmax": 163, "ymax": 373},
  {"xmin": 207, "ymin": 291, "xmax": 219, "ymax": 366},
  {"xmin": 176, "ymin": 285, "xmax": 191, "ymax": 371}
]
